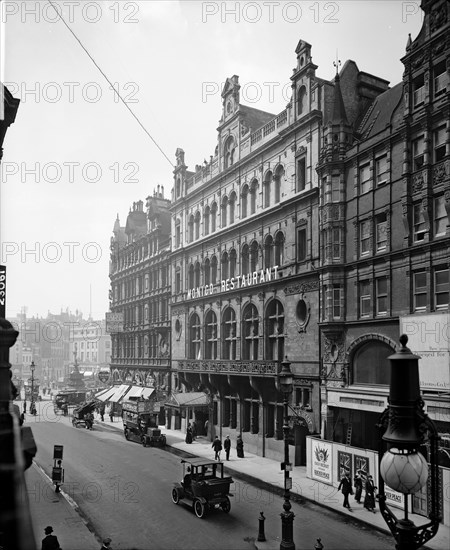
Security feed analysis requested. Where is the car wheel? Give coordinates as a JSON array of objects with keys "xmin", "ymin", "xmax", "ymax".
[
  {"xmin": 194, "ymin": 499, "xmax": 206, "ymax": 519},
  {"xmin": 221, "ymin": 496, "xmax": 231, "ymax": 513},
  {"xmin": 124, "ymin": 429, "xmax": 130, "ymax": 440},
  {"xmin": 171, "ymin": 488, "xmax": 180, "ymax": 505}
]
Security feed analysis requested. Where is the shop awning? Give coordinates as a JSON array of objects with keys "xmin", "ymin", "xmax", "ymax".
[
  {"xmin": 165, "ymin": 391, "xmax": 209, "ymax": 408},
  {"xmin": 109, "ymin": 384, "xmax": 132, "ymax": 403},
  {"xmin": 95, "ymin": 386, "xmax": 117, "ymax": 402},
  {"xmin": 125, "ymin": 386, "xmax": 155, "ymax": 399}
]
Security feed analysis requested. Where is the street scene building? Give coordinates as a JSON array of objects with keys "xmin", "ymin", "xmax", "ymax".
[{"xmin": 108, "ymin": 190, "xmax": 172, "ymax": 420}]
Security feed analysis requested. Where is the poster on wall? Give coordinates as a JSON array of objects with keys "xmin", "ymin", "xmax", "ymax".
[
  {"xmin": 338, "ymin": 451, "xmax": 352, "ymax": 480},
  {"xmin": 311, "ymin": 439, "xmax": 333, "ymax": 484},
  {"xmin": 354, "ymin": 455, "xmax": 369, "ymax": 480}
]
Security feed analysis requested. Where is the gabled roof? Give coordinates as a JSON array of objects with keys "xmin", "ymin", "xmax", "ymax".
[{"xmin": 357, "ymin": 82, "xmax": 403, "ymax": 140}]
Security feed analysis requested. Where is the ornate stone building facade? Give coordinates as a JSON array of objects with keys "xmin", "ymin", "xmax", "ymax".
[
  {"xmin": 109, "ymin": 190, "xmax": 172, "ymax": 411},
  {"xmin": 317, "ymin": 0, "xmax": 450, "ymax": 475},
  {"xmin": 168, "ymin": 40, "xmax": 378, "ymax": 463}
]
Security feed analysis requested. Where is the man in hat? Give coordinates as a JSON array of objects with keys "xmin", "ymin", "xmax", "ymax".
[
  {"xmin": 101, "ymin": 537, "xmax": 112, "ymax": 549},
  {"xmin": 337, "ymin": 471, "xmax": 353, "ymax": 511},
  {"xmin": 41, "ymin": 526, "xmax": 61, "ymax": 550}
]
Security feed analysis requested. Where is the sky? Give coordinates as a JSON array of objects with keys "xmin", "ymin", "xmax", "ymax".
[{"xmin": 0, "ymin": 0, "xmax": 424, "ymax": 320}]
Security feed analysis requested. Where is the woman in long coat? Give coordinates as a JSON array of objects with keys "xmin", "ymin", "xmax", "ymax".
[
  {"xmin": 236, "ymin": 435, "xmax": 244, "ymax": 458},
  {"xmin": 363, "ymin": 475, "xmax": 376, "ymax": 512},
  {"xmin": 354, "ymin": 473, "xmax": 363, "ymax": 503}
]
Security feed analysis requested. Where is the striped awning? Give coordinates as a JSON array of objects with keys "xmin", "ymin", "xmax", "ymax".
[
  {"xmin": 125, "ymin": 386, "xmax": 155, "ymax": 399},
  {"xmin": 109, "ymin": 384, "xmax": 132, "ymax": 403}
]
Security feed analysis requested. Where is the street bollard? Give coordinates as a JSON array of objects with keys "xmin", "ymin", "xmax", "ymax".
[
  {"xmin": 314, "ymin": 538, "xmax": 324, "ymax": 550},
  {"xmin": 257, "ymin": 511, "xmax": 266, "ymax": 542}
]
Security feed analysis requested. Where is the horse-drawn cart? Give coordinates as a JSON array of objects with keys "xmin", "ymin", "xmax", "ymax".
[{"xmin": 72, "ymin": 400, "xmax": 97, "ymax": 429}]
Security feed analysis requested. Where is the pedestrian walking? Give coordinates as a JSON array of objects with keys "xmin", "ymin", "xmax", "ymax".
[
  {"xmin": 212, "ymin": 435, "xmax": 222, "ymax": 460},
  {"xmin": 20, "ymin": 412, "xmax": 25, "ymax": 426},
  {"xmin": 204, "ymin": 419, "xmax": 209, "ymax": 435},
  {"xmin": 109, "ymin": 407, "xmax": 114, "ymax": 422},
  {"xmin": 100, "ymin": 537, "xmax": 112, "ymax": 550},
  {"xmin": 224, "ymin": 435, "xmax": 231, "ymax": 460},
  {"xmin": 236, "ymin": 435, "xmax": 244, "ymax": 458},
  {"xmin": 192, "ymin": 421, "xmax": 197, "ymax": 441},
  {"xmin": 100, "ymin": 404, "xmax": 105, "ymax": 422},
  {"xmin": 337, "ymin": 471, "xmax": 353, "ymax": 510},
  {"xmin": 23, "ymin": 401, "xmax": 27, "ymax": 413},
  {"xmin": 185, "ymin": 424, "xmax": 193, "ymax": 444},
  {"xmin": 41, "ymin": 526, "xmax": 61, "ymax": 550},
  {"xmin": 354, "ymin": 472, "xmax": 363, "ymax": 503},
  {"xmin": 363, "ymin": 475, "xmax": 377, "ymax": 512}
]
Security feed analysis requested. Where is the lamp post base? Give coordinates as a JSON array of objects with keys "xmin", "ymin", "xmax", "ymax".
[{"xmin": 280, "ymin": 510, "xmax": 295, "ymax": 550}]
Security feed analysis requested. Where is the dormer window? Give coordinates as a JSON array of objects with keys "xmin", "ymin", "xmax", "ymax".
[
  {"xmin": 434, "ymin": 60, "xmax": 447, "ymax": 97},
  {"xmin": 224, "ymin": 136, "xmax": 235, "ymax": 169},
  {"xmin": 413, "ymin": 74, "xmax": 425, "ymax": 107}
]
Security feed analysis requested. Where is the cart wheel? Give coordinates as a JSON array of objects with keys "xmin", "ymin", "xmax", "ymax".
[
  {"xmin": 221, "ymin": 496, "xmax": 231, "ymax": 513},
  {"xmin": 171, "ymin": 488, "xmax": 180, "ymax": 505},
  {"xmin": 194, "ymin": 499, "xmax": 206, "ymax": 519},
  {"xmin": 124, "ymin": 429, "xmax": 130, "ymax": 440}
]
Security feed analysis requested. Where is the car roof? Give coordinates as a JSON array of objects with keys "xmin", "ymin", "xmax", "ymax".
[{"xmin": 181, "ymin": 458, "xmax": 221, "ymax": 467}]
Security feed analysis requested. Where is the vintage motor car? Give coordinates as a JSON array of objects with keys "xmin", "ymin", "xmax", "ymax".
[
  {"xmin": 122, "ymin": 399, "xmax": 166, "ymax": 447},
  {"xmin": 171, "ymin": 458, "xmax": 234, "ymax": 518}
]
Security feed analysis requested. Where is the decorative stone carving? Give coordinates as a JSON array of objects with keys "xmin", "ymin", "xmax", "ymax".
[{"xmin": 284, "ymin": 281, "xmax": 319, "ymax": 295}]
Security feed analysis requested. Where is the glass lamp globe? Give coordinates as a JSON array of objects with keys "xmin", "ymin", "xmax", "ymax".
[{"xmin": 380, "ymin": 448, "xmax": 428, "ymax": 494}]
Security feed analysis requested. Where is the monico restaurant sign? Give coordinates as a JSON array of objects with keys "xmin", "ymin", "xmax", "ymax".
[{"xmin": 186, "ymin": 265, "xmax": 279, "ymax": 300}]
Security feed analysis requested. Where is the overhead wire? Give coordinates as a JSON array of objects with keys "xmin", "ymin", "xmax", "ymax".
[{"xmin": 47, "ymin": 0, "xmax": 174, "ymax": 168}]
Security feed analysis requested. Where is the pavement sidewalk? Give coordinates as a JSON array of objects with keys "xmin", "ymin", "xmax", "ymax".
[{"xmin": 25, "ymin": 405, "xmax": 449, "ymax": 550}]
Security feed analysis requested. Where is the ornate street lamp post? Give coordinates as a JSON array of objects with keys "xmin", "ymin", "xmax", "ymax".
[
  {"xmin": 378, "ymin": 335, "xmax": 441, "ymax": 550},
  {"xmin": 30, "ymin": 361, "xmax": 36, "ymax": 415},
  {"xmin": 279, "ymin": 356, "xmax": 295, "ymax": 550}
]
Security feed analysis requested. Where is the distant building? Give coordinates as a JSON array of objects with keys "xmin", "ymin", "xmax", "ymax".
[{"xmin": 109, "ymin": 190, "xmax": 172, "ymax": 416}]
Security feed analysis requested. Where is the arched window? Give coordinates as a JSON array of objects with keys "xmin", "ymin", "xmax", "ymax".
[
  {"xmin": 205, "ymin": 310, "xmax": 218, "ymax": 359},
  {"xmin": 211, "ymin": 202, "xmax": 217, "ymax": 232},
  {"xmin": 241, "ymin": 184, "xmax": 249, "ymax": 219},
  {"xmin": 222, "ymin": 196, "xmax": 228, "ymax": 228},
  {"xmin": 211, "ymin": 255, "xmax": 218, "ymax": 284},
  {"xmin": 297, "ymin": 85, "xmax": 307, "ymax": 116},
  {"xmin": 264, "ymin": 235, "xmax": 274, "ymax": 268},
  {"xmin": 242, "ymin": 303, "xmax": 259, "ymax": 360},
  {"xmin": 242, "ymin": 244, "xmax": 249, "ymax": 273},
  {"xmin": 250, "ymin": 179, "xmax": 258, "ymax": 215},
  {"xmin": 266, "ymin": 299, "xmax": 284, "ymax": 360},
  {"xmin": 222, "ymin": 307, "xmax": 237, "ymax": 360},
  {"xmin": 188, "ymin": 264, "xmax": 195, "ymax": 288},
  {"xmin": 222, "ymin": 251, "xmax": 229, "ymax": 280},
  {"xmin": 204, "ymin": 258, "xmax": 211, "ymax": 285},
  {"xmin": 250, "ymin": 241, "xmax": 259, "ymax": 272},
  {"xmin": 194, "ymin": 261, "xmax": 201, "ymax": 287},
  {"xmin": 352, "ymin": 341, "xmax": 392, "ymax": 385},
  {"xmin": 224, "ymin": 136, "xmax": 235, "ymax": 169},
  {"xmin": 274, "ymin": 231, "xmax": 285, "ymax": 265},
  {"xmin": 188, "ymin": 214, "xmax": 194, "ymax": 243},
  {"xmin": 204, "ymin": 206, "xmax": 210, "ymax": 236},
  {"xmin": 189, "ymin": 313, "xmax": 202, "ymax": 359},
  {"xmin": 264, "ymin": 171, "xmax": 272, "ymax": 208},
  {"xmin": 194, "ymin": 211, "xmax": 201, "ymax": 240},
  {"xmin": 274, "ymin": 165, "xmax": 284, "ymax": 204},
  {"xmin": 229, "ymin": 191, "xmax": 237, "ymax": 224},
  {"xmin": 175, "ymin": 219, "xmax": 181, "ymax": 248},
  {"xmin": 229, "ymin": 249, "xmax": 237, "ymax": 278}
]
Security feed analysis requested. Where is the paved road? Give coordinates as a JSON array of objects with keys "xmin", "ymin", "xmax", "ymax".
[{"xmin": 27, "ymin": 402, "xmax": 394, "ymax": 550}]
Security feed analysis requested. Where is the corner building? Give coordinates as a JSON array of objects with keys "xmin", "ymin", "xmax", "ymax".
[
  {"xmin": 170, "ymin": 41, "xmax": 381, "ymax": 463},
  {"xmin": 316, "ymin": 0, "xmax": 450, "ymax": 518}
]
